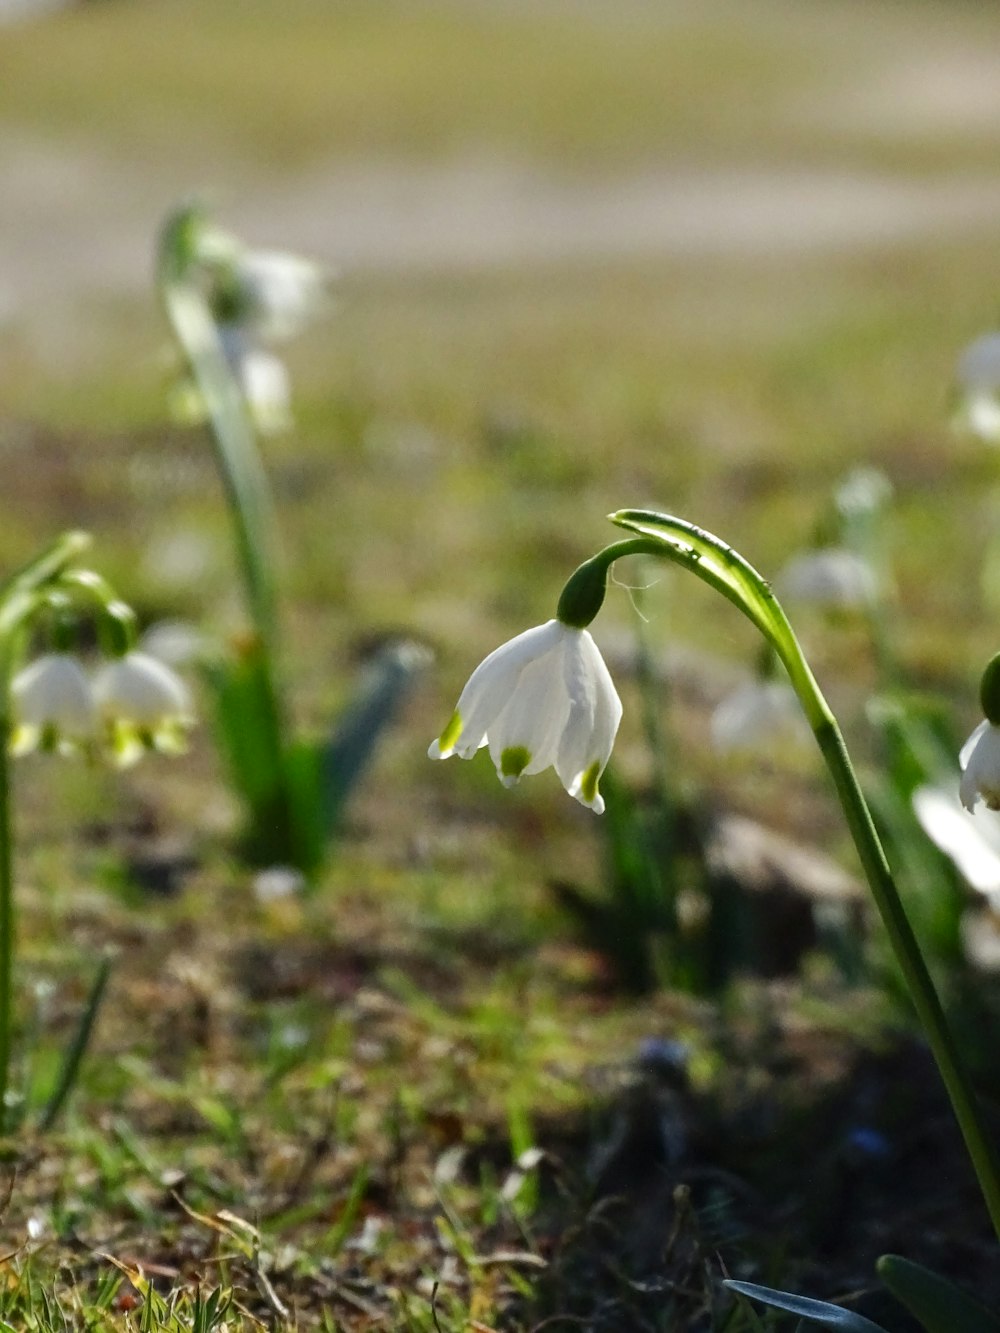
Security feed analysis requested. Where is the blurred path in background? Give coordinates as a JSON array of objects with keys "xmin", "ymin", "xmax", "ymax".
[
  {"xmin": 5, "ymin": 145, "xmax": 1000, "ymax": 330},
  {"xmin": 4, "ymin": 0, "xmax": 1000, "ymax": 340}
]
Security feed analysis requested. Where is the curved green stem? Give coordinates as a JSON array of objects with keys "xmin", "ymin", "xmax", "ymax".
[
  {"xmin": 0, "ymin": 532, "xmax": 89, "ymax": 1134},
  {"xmin": 157, "ymin": 208, "xmax": 281, "ymax": 657},
  {"xmin": 607, "ymin": 508, "xmax": 1000, "ymax": 1239},
  {"xmin": 812, "ymin": 711, "xmax": 1000, "ymax": 1236}
]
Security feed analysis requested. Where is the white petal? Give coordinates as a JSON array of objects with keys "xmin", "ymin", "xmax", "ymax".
[
  {"xmin": 959, "ymin": 722, "xmax": 1000, "ymax": 812},
  {"xmin": 957, "ymin": 333, "xmax": 1000, "ymax": 391},
  {"xmin": 960, "ymin": 719, "xmax": 990, "ymax": 770},
  {"xmin": 239, "ymin": 349, "xmax": 292, "ymax": 434},
  {"xmin": 913, "ymin": 784, "xmax": 1000, "ymax": 894},
  {"xmin": 238, "ymin": 251, "xmax": 328, "ymax": 341},
  {"xmin": 93, "ymin": 652, "xmax": 192, "ymax": 726},
  {"xmin": 12, "ymin": 654, "xmax": 94, "ymax": 735},
  {"xmin": 487, "ymin": 649, "xmax": 570, "ymax": 781},
  {"xmin": 961, "ymin": 765, "xmax": 982, "ymax": 813},
  {"xmin": 555, "ymin": 630, "xmax": 621, "ymax": 798},
  {"xmin": 962, "ymin": 393, "xmax": 1000, "ymax": 443},
  {"xmin": 450, "ymin": 620, "xmax": 563, "ymax": 758}
]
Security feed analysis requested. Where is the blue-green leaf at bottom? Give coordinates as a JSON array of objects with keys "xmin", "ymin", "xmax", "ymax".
[
  {"xmin": 724, "ymin": 1280, "xmax": 890, "ymax": 1332},
  {"xmin": 876, "ymin": 1255, "xmax": 1000, "ymax": 1333}
]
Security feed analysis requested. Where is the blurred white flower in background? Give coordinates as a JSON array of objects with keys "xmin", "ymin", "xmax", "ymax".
[
  {"xmin": 10, "ymin": 653, "xmax": 94, "ymax": 756},
  {"xmin": 776, "ymin": 547, "xmax": 877, "ymax": 610},
  {"xmin": 93, "ymin": 651, "xmax": 194, "ymax": 766},
  {"xmin": 233, "ymin": 250, "xmax": 330, "ymax": 343},
  {"xmin": 954, "ymin": 331, "xmax": 1000, "ymax": 444},
  {"xmin": 139, "ymin": 620, "xmax": 208, "ymax": 670},
  {"xmin": 429, "ymin": 619, "xmax": 622, "ymax": 813},
  {"xmin": 710, "ymin": 678, "xmax": 810, "ymax": 755},
  {"xmin": 217, "ymin": 326, "xmax": 293, "ymax": 435},
  {"xmin": 170, "ymin": 225, "xmax": 332, "ymax": 436},
  {"xmin": 913, "ymin": 782, "xmax": 1000, "ymax": 900}
]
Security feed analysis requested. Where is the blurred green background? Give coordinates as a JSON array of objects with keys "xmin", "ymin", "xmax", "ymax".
[{"xmin": 3, "ymin": 0, "xmax": 1000, "ymax": 857}]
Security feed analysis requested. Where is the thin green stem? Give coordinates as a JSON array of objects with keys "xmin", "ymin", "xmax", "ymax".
[
  {"xmin": 157, "ymin": 213, "xmax": 281, "ymax": 657},
  {"xmin": 0, "ymin": 533, "xmax": 88, "ymax": 1135},
  {"xmin": 163, "ymin": 280, "xmax": 281, "ymax": 654},
  {"xmin": 812, "ymin": 709, "xmax": 1000, "ymax": 1238},
  {"xmin": 607, "ymin": 509, "xmax": 1000, "ymax": 1239}
]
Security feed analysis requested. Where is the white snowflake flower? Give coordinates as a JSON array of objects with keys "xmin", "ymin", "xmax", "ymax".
[
  {"xmin": 428, "ymin": 619, "xmax": 622, "ymax": 813},
  {"xmin": 92, "ymin": 651, "xmax": 194, "ymax": 767}
]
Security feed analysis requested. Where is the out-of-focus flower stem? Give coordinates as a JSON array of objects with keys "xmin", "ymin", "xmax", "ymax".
[
  {"xmin": 157, "ymin": 208, "xmax": 281, "ymax": 659},
  {"xmin": 0, "ymin": 532, "xmax": 91, "ymax": 1133}
]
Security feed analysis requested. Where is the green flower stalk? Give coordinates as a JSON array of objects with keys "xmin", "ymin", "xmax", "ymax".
[
  {"xmin": 0, "ymin": 532, "xmax": 190, "ymax": 1132},
  {"xmin": 157, "ymin": 204, "xmax": 424, "ymax": 876},
  {"xmin": 431, "ymin": 509, "xmax": 1000, "ymax": 1240},
  {"xmin": 157, "ymin": 206, "xmax": 304, "ymax": 869}
]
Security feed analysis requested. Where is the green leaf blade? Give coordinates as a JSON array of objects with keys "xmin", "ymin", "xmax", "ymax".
[
  {"xmin": 724, "ymin": 1280, "xmax": 891, "ymax": 1332},
  {"xmin": 876, "ymin": 1255, "xmax": 1000, "ymax": 1333}
]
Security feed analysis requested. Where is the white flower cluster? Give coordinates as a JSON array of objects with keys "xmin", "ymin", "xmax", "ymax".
[{"xmin": 11, "ymin": 650, "xmax": 193, "ymax": 766}]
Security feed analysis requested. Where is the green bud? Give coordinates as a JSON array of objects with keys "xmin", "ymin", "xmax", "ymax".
[
  {"xmin": 556, "ymin": 554, "xmax": 611, "ymax": 629},
  {"xmin": 980, "ymin": 653, "xmax": 1000, "ymax": 725},
  {"xmin": 556, "ymin": 537, "xmax": 666, "ymax": 630}
]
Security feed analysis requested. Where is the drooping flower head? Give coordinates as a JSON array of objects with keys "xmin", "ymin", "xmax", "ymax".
[
  {"xmin": 10, "ymin": 652, "xmax": 95, "ymax": 757},
  {"xmin": 163, "ymin": 210, "xmax": 331, "ymax": 436},
  {"xmin": 429, "ymin": 618, "xmax": 622, "ymax": 813},
  {"xmin": 232, "ymin": 250, "xmax": 330, "ymax": 343},
  {"xmin": 92, "ymin": 651, "xmax": 194, "ymax": 767}
]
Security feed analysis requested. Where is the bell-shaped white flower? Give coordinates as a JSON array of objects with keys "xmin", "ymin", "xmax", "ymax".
[
  {"xmin": 955, "ymin": 332, "xmax": 1000, "ymax": 444},
  {"xmin": 92, "ymin": 651, "xmax": 194, "ymax": 767},
  {"xmin": 217, "ymin": 326, "xmax": 293, "ymax": 435},
  {"xmin": 776, "ymin": 547, "xmax": 877, "ymax": 610},
  {"xmin": 959, "ymin": 719, "xmax": 1000, "ymax": 813},
  {"xmin": 710, "ymin": 679, "xmax": 809, "ymax": 755},
  {"xmin": 428, "ymin": 619, "xmax": 622, "ymax": 813},
  {"xmin": 10, "ymin": 652, "xmax": 95, "ymax": 757},
  {"xmin": 235, "ymin": 250, "xmax": 329, "ymax": 343}
]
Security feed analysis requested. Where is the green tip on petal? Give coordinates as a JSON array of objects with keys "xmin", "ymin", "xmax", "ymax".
[
  {"xmin": 579, "ymin": 759, "xmax": 601, "ymax": 806},
  {"xmin": 437, "ymin": 710, "xmax": 463, "ymax": 754},
  {"xmin": 500, "ymin": 745, "xmax": 531, "ymax": 784}
]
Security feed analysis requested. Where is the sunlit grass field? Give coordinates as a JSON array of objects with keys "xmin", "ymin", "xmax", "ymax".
[{"xmin": 3, "ymin": 0, "xmax": 1000, "ymax": 1326}]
